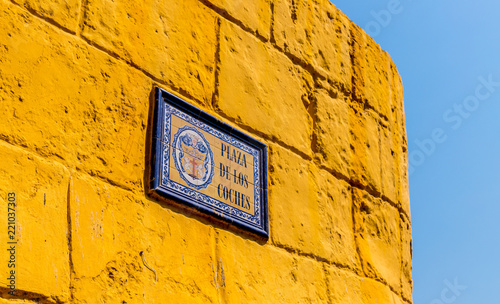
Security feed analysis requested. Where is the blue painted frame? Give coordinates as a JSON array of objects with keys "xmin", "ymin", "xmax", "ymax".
[{"xmin": 150, "ymin": 87, "xmax": 269, "ymax": 238}]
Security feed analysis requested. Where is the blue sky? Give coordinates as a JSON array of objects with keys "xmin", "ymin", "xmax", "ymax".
[{"xmin": 333, "ymin": 1, "xmax": 500, "ymax": 303}]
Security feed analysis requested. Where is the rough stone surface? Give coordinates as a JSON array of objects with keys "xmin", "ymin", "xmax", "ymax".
[
  {"xmin": 381, "ymin": 122, "xmax": 398, "ymax": 204},
  {"xmin": 390, "ymin": 59, "xmax": 407, "ymax": 144},
  {"xmin": 0, "ymin": 299, "xmax": 39, "ymax": 304},
  {"xmin": 389, "ymin": 60, "xmax": 410, "ymax": 217},
  {"xmin": 314, "ymin": 168, "xmax": 358, "ymax": 269},
  {"xmin": 273, "ymin": 0, "xmax": 313, "ymax": 62},
  {"xmin": 217, "ymin": 229, "xmax": 327, "ymax": 303},
  {"xmin": 314, "ymin": 89, "xmax": 350, "ymax": 177},
  {"xmin": 0, "ymin": 3, "xmax": 151, "ymax": 192},
  {"xmin": 203, "ymin": 0, "xmax": 271, "ymax": 40},
  {"xmin": 364, "ymin": 38, "xmax": 391, "ymax": 118},
  {"xmin": 391, "ymin": 65, "xmax": 411, "ymax": 217},
  {"xmin": 268, "ymin": 143, "xmax": 316, "ymax": 252},
  {"xmin": 350, "ymin": 24, "xmax": 392, "ymax": 119},
  {"xmin": 311, "ymin": 1, "xmax": 352, "ymax": 91},
  {"xmin": 273, "ymin": 0, "xmax": 352, "ymax": 92},
  {"xmin": 269, "ymin": 144, "xmax": 357, "ymax": 269},
  {"xmin": 218, "ymin": 20, "xmax": 313, "ymax": 155},
  {"xmin": 11, "ymin": 0, "xmax": 80, "ymax": 32},
  {"xmin": 0, "ymin": 141, "xmax": 70, "ymax": 302},
  {"xmin": 401, "ymin": 213, "xmax": 413, "ymax": 301},
  {"xmin": 348, "ymin": 102, "xmax": 382, "ymax": 194},
  {"xmin": 401, "ymin": 151, "xmax": 411, "ymax": 217},
  {"xmin": 354, "ymin": 188, "xmax": 401, "ymax": 293},
  {"xmin": 0, "ymin": 0, "xmax": 412, "ymax": 301},
  {"xmin": 81, "ymin": 0, "xmax": 217, "ymax": 104},
  {"xmin": 70, "ymin": 173, "xmax": 218, "ymax": 303},
  {"xmin": 350, "ymin": 23, "xmax": 366, "ymax": 104},
  {"xmin": 325, "ymin": 266, "xmax": 403, "ymax": 303}
]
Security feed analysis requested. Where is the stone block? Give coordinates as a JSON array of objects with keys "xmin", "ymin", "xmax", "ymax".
[
  {"xmin": 81, "ymin": 0, "xmax": 217, "ymax": 103},
  {"xmin": 268, "ymin": 144, "xmax": 314, "ymax": 250},
  {"xmin": 324, "ymin": 267, "xmax": 363, "ymax": 303},
  {"xmin": 350, "ymin": 23, "xmax": 366, "ymax": 103},
  {"xmin": 388, "ymin": 60, "xmax": 410, "ymax": 217},
  {"xmin": 389, "ymin": 59, "xmax": 406, "ymax": 138},
  {"xmin": 400, "ymin": 152, "xmax": 411, "ymax": 217},
  {"xmin": 314, "ymin": 167, "xmax": 358, "ymax": 269},
  {"xmin": 202, "ymin": 0, "xmax": 271, "ymax": 39},
  {"xmin": 0, "ymin": 299, "xmax": 39, "ymax": 304},
  {"xmin": 11, "ymin": 0, "xmax": 80, "ymax": 32},
  {"xmin": 311, "ymin": 1, "xmax": 352, "ymax": 91},
  {"xmin": 314, "ymin": 89, "xmax": 350, "ymax": 178},
  {"xmin": 350, "ymin": 23, "xmax": 392, "ymax": 118},
  {"xmin": 353, "ymin": 188, "xmax": 401, "ymax": 293},
  {"xmin": 70, "ymin": 173, "xmax": 218, "ymax": 303},
  {"xmin": 325, "ymin": 266, "xmax": 404, "ymax": 304},
  {"xmin": 218, "ymin": 20, "xmax": 313, "ymax": 155},
  {"xmin": 273, "ymin": 0, "xmax": 352, "ymax": 92},
  {"xmin": 359, "ymin": 278, "xmax": 403, "ymax": 304},
  {"xmin": 364, "ymin": 37, "xmax": 391, "ymax": 118},
  {"xmin": 0, "ymin": 141, "xmax": 70, "ymax": 301},
  {"xmin": 380, "ymin": 122, "xmax": 397, "ymax": 204},
  {"xmin": 269, "ymin": 144, "xmax": 357, "ymax": 268},
  {"xmin": 0, "ymin": 3, "xmax": 152, "ymax": 192},
  {"xmin": 348, "ymin": 102, "xmax": 382, "ymax": 194},
  {"xmin": 216, "ymin": 230, "xmax": 327, "ymax": 303},
  {"xmin": 401, "ymin": 213, "xmax": 413, "ymax": 301}
]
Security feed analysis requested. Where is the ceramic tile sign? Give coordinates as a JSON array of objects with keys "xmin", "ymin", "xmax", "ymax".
[{"xmin": 150, "ymin": 88, "xmax": 269, "ymax": 238}]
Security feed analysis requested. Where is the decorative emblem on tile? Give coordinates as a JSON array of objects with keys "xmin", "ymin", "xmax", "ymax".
[{"xmin": 172, "ymin": 126, "xmax": 214, "ymax": 190}]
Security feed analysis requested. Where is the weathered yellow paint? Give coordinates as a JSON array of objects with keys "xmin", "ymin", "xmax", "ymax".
[
  {"xmin": 0, "ymin": 0, "xmax": 411, "ymax": 302},
  {"xmin": 0, "ymin": 141, "xmax": 70, "ymax": 302}
]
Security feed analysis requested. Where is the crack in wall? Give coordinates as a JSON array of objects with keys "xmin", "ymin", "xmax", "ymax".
[
  {"xmin": 211, "ymin": 17, "xmax": 222, "ymax": 110},
  {"xmin": 198, "ymin": 0, "xmax": 269, "ymax": 43},
  {"xmin": 77, "ymin": 0, "xmax": 89, "ymax": 36},
  {"xmin": 66, "ymin": 177, "xmax": 75, "ymax": 303},
  {"xmin": 272, "ymin": 242, "xmax": 356, "ymax": 274},
  {"xmin": 8, "ymin": 0, "xmax": 76, "ymax": 35}
]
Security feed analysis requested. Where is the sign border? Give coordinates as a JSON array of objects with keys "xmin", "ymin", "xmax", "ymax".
[{"xmin": 150, "ymin": 87, "xmax": 269, "ymax": 238}]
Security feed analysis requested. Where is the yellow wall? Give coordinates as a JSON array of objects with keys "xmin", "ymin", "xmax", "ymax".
[{"xmin": 0, "ymin": 0, "xmax": 411, "ymax": 303}]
